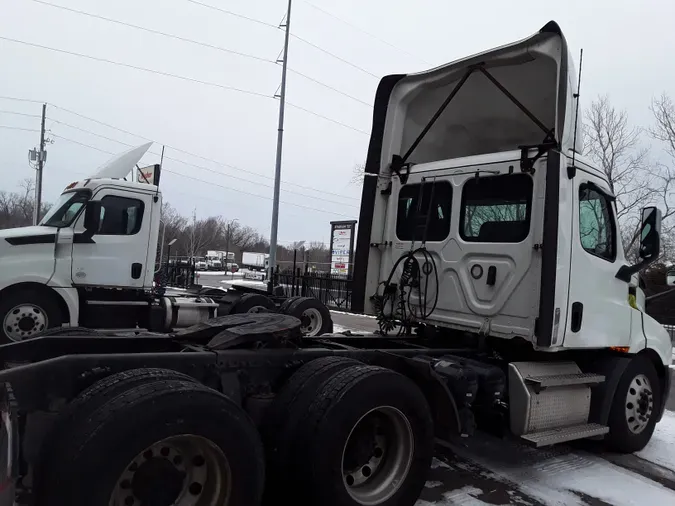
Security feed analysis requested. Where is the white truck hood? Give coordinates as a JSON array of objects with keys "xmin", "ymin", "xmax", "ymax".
[
  {"xmin": 0, "ymin": 225, "xmax": 57, "ymax": 243},
  {"xmin": 91, "ymin": 142, "xmax": 153, "ymax": 179},
  {"xmin": 378, "ymin": 21, "xmax": 578, "ymax": 166}
]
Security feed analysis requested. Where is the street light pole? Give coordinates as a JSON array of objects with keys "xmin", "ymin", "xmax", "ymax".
[{"xmin": 268, "ymin": 0, "xmax": 292, "ymax": 289}]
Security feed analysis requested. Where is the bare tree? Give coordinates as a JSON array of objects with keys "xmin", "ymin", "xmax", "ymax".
[
  {"xmin": 350, "ymin": 163, "xmax": 366, "ymax": 185},
  {"xmin": 582, "ymin": 95, "xmax": 675, "ymax": 259},
  {"xmin": 584, "ymin": 96, "xmax": 652, "ymax": 250}
]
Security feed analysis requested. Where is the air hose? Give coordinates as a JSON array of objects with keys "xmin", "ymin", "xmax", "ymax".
[{"xmin": 373, "ymin": 247, "xmax": 439, "ymax": 335}]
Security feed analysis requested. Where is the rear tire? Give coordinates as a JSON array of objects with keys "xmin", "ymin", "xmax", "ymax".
[
  {"xmin": 39, "ymin": 379, "xmax": 265, "ymax": 506},
  {"xmin": 261, "ymin": 356, "xmax": 362, "ymax": 501},
  {"xmin": 36, "ymin": 368, "xmax": 198, "ymax": 502},
  {"xmin": 606, "ymin": 355, "xmax": 661, "ymax": 453},
  {"xmin": 0, "ymin": 287, "xmax": 63, "ymax": 343},
  {"xmin": 287, "ymin": 365, "xmax": 434, "ymax": 506},
  {"xmin": 285, "ymin": 297, "xmax": 333, "ymax": 336}
]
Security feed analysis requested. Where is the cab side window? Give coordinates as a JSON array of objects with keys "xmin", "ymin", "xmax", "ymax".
[
  {"xmin": 578, "ymin": 184, "xmax": 616, "ymax": 261},
  {"xmin": 98, "ymin": 196, "xmax": 144, "ymax": 235}
]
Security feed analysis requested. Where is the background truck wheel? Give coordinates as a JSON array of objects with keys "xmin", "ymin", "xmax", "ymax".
[
  {"xmin": 606, "ymin": 355, "xmax": 661, "ymax": 453},
  {"xmin": 286, "ymin": 365, "xmax": 434, "ymax": 506},
  {"xmin": 0, "ymin": 286, "xmax": 62, "ymax": 343},
  {"xmin": 284, "ymin": 297, "xmax": 333, "ymax": 336},
  {"xmin": 39, "ymin": 379, "xmax": 265, "ymax": 506},
  {"xmin": 261, "ymin": 356, "xmax": 361, "ymax": 501},
  {"xmin": 232, "ymin": 293, "xmax": 276, "ymax": 314},
  {"xmin": 278, "ymin": 295, "xmax": 302, "ymax": 314}
]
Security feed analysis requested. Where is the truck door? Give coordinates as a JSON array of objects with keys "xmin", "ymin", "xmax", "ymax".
[
  {"xmin": 383, "ymin": 157, "xmax": 545, "ymax": 339},
  {"xmin": 71, "ymin": 188, "xmax": 154, "ymax": 288},
  {"xmin": 563, "ymin": 173, "xmax": 631, "ymax": 348}
]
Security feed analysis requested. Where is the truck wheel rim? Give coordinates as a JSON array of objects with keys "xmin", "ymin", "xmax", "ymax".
[
  {"xmin": 300, "ymin": 308, "xmax": 323, "ymax": 336},
  {"xmin": 341, "ymin": 406, "xmax": 414, "ymax": 505},
  {"xmin": 3, "ymin": 304, "xmax": 48, "ymax": 341},
  {"xmin": 625, "ymin": 373, "xmax": 654, "ymax": 434},
  {"xmin": 109, "ymin": 434, "xmax": 231, "ymax": 506}
]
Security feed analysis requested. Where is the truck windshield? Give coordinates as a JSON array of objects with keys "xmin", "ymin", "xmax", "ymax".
[{"xmin": 39, "ymin": 190, "xmax": 91, "ymax": 227}]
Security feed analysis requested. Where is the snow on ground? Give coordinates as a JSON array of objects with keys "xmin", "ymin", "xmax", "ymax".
[
  {"xmin": 637, "ymin": 410, "xmax": 675, "ymax": 473},
  {"xmin": 416, "ymin": 425, "xmax": 675, "ymax": 506}
]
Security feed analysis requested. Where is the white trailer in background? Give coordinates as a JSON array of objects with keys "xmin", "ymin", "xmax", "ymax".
[{"xmin": 242, "ymin": 252, "xmax": 269, "ymax": 271}]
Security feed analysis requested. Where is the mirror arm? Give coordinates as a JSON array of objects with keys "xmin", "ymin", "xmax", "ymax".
[{"xmin": 616, "ymin": 257, "xmax": 654, "ymax": 283}]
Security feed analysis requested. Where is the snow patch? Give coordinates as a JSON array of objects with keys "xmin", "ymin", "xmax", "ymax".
[
  {"xmin": 332, "ymin": 324, "xmax": 352, "ymax": 334},
  {"xmin": 449, "ymin": 433, "xmax": 675, "ymax": 506},
  {"xmin": 636, "ymin": 410, "xmax": 675, "ymax": 473}
]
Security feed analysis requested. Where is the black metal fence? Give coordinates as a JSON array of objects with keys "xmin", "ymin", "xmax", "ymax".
[
  {"xmin": 156, "ymin": 259, "xmax": 198, "ymax": 290},
  {"xmin": 273, "ymin": 266, "xmax": 353, "ymax": 310}
]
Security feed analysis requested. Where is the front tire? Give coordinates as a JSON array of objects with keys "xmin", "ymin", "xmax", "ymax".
[
  {"xmin": 0, "ymin": 287, "xmax": 62, "ymax": 343},
  {"xmin": 39, "ymin": 379, "xmax": 265, "ymax": 506},
  {"xmin": 606, "ymin": 355, "xmax": 661, "ymax": 453}
]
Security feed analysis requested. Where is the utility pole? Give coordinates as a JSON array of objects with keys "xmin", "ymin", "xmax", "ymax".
[
  {"xmin": 31, "ymin": 103, "xmax": 47, "ymax": 225},
  {"xmin": 268, "ymin": 0, "xmax": 292, "ymax": 290}
]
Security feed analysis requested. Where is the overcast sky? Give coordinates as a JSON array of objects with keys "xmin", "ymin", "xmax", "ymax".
[{"xmin": 1, "ymin": 0, "xmax": 674, "ymax": 244}]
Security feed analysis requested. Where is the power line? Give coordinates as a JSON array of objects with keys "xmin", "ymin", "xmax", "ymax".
[
  {"xmin": 0, "ymin": 125, "xmax": 39, "ymax": 132},
  {"xmin": 48, "ymin": 117, "xmax": 359, "ymax": 208},
  {"xmin": 301, "ymin": 1, "xmax": 431, "ymax": 65},
  {"xmin": 0, "ymin": 36, "xmax": 273, "ymax": 99},
  {"xmin": 183, "ymin": 0, "xmax": 379, "ymax": 79},
  {"xmin": 164, "ymin": 168, "xmax": 357, "ymax": 218},
  {"xmin": 47, "ymin": 118, "xmax": 137, "ymax": 147},
  {"xmin": 290, "ymin": 34, "xmax": 379, "ymax": 79},
  {"xmin": 28, "ymin": 0, "xmax": 276, "ymax": 65},
  {"xmin": 287, "ymin": 68, "xmax": 372, "ymax": 107},
  {"xmin": 285, "ymin": 101, "xmax": 369, "ymax": 135},
  {"xmin": 50, "ymin": 133, "xmax": 356, "ymax": 218},
  {"xmin": 51, "ymin": 133, "xmax": 116, "ymax": 154},
  {"xmin": 185, "ymin": 0, "xmax": 281, "ymax": 30},
  {"xmin": 0, "ymin": 109, "xmax": 42, "ymax": 119},
  {"xmin": 163, "ymin": 154, "xmax": 360, "ymax": 208},
  {"xmin": 0, "ymin": 95, "xmax": 44, "ymax": 104},
  {"xmin": 28, "ymin": 0, "xmax": 371, "ymax": 109},
  {"xmin": 48, "ymin": 104, "xmax": 361, "ymax": 200}
]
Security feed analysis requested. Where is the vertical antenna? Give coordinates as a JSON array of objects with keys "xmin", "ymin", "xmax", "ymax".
[
  {"xmin": 571, "ymin": 48, "xmax": 583, "ymax": 167},
  {"xmin": 268, "ymin": 0, "xmax": 292, "ymax": 290}
]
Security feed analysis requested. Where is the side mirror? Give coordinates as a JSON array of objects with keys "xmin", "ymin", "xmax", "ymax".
[
  {"xmin": 616, "ymin": 206, "xmax": 662, "ymax": 282},
  {"xmin": 638, "ymin": 206, "xmax": 661, "ymax": 261},
  {"xmin": 84, "ymin": 201, "xmax": 102, "ymax": 233}
]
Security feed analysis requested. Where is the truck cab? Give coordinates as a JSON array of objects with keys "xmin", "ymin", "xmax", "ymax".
[
  {"xmin": 0, "ymin": 143, "xmax": 166, "ymax": 341},
  {"xmin": 353, "ymin": 21, "xmax": 671, "ymax": 449}
]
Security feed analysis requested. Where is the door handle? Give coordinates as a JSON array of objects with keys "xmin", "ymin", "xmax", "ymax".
[
  {"xmin": 131, "ymin": 263, "xmax": 143, "ymax": 279},
  {"xmin": 486, "ymin": 266, "xmax": 497, "ymax": 286},
  {"xmin": 571, "ymin": 302, "xmax": 583, "ymax": 332}
]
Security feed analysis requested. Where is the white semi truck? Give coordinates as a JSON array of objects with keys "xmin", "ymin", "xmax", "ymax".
[
  {"xmin": 0, "ymin": 21, "xmax": 670, "ymax": 506},
  {"xmin": 0, "ymin": 144, "xmax": 333, "ymax": 342}
]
